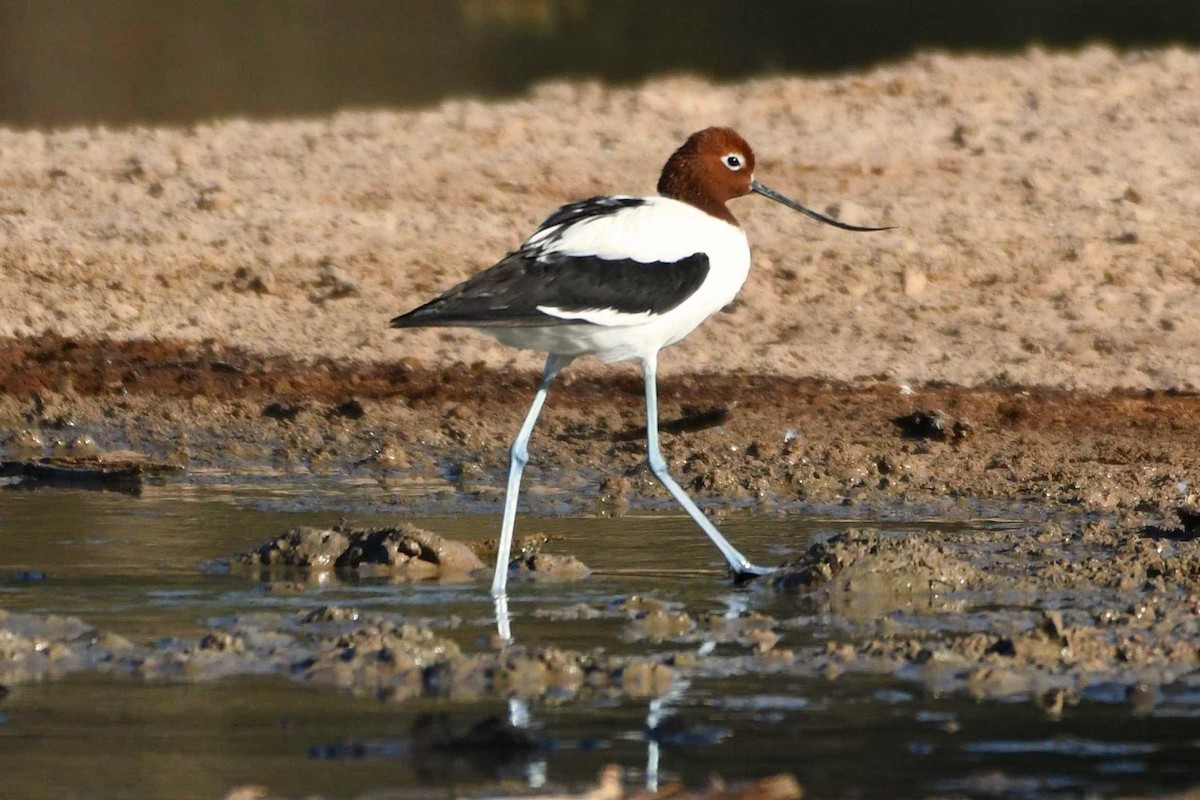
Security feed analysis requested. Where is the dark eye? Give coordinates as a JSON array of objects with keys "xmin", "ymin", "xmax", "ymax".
[{"xmin": 722, "ymin": 154, "xmax": 743, "ymax": 170}]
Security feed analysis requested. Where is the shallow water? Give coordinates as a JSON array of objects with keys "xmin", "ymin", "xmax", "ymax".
[{"xmin": 1, "ymin": 480, "xmax": 1199, "ymax": 799}]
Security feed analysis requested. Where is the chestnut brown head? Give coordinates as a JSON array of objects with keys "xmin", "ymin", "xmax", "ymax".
[{"xmin": 658, "ymin": 126, "xmax": 892, "ymax": 232}]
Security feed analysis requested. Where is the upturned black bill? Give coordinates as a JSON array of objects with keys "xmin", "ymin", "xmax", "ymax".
[{"xmin": 751, "ymin": 180, "xmax": 892, "ymax": 232}]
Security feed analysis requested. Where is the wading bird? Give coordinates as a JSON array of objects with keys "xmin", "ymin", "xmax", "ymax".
[{"xmin": 391, "ymin": 127, "xmax": 889, "ymax": 597}]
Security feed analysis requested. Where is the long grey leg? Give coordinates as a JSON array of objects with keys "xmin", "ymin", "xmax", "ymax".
[
  {"xmin": 492, "ymin": 353, "xmax": 575, "ymax": 597},
  {"xmin": 641, "ymin": 354, "xmax": 769, "ymax": 578}
]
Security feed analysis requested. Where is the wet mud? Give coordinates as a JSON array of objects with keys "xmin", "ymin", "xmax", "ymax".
[
  {"xmin": 3, "ymin": 512, "xmax": 1198, "ymax": 716},
  {"xmin": 228, "ymin": 523, "xmax": 588, "ymax": 584},
  {"xmin": 234, "ymin": 524, "xmax": 486, "ymax": 579},
  {"xmin": 766, "ymin": 526, "xmax": 1200, "ymax": 703},
  {"xmin": 0, "ymin": 603, "xmax": 679, "ymax": 704},
  {"xmin": 3, "ymin": 334, "xmax": 1199, "ymax": 520},
  {"xmin": 3, "ymin": 334, "xmax": 1200, "ymax": 714}
]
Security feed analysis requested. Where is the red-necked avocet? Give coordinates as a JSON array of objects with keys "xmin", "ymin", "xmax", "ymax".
[{"xmin": 391, "ymin": 127, "xmax": 890, "ymax": 597}]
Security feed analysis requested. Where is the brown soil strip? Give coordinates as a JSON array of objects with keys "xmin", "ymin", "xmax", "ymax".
[
  {"xmin": 3, "ymin": 332, "xmax": 1198, "ymax": 426},
  {"xmin": 3, "ymin": 334, "xmax": 1199, "ymax": 517}
]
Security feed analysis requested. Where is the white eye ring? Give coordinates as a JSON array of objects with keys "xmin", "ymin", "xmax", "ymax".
[{"xmin": 722, "ymin": 153, "xmax": 744, "ymax": 171}]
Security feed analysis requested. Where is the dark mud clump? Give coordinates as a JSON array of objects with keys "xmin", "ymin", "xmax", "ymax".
[
  {"xmin": 233, "ymin": 523, "xmax": 592, "ymax": 585},
  {"xmin": 768, "ymin": 529, "xmax": 982, "ymax": 619},
  {"xmin": 619, "ymin": 597, "xmax": 697, "ymax": 644},
  {"xmin": 233, "ymin": 523, "xmax": 484, "ymax": 580},
  {"xmin": 891, "ymin": 409, "xmax": 973, "ymax": 442},
  {"xmin": 0, "ymin": 610, "xmax": 137, "ymax": 684},
  {"xmin": 509, "ymin": 553, "xmax": 592, "ymax": 583},
  {"xmin": 472, "ymin": 533, "xmax": 593, "ymax": 583}
]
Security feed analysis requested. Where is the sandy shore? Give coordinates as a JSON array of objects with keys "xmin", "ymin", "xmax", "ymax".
[{"xmin": 2, "ymin": 45, "xmax": 1199, "ymax": 391}]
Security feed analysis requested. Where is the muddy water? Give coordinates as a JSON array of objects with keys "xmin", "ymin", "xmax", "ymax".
[{"xmin": 1, "ymin": 479, "xmax": 1199, "ymax": 799}]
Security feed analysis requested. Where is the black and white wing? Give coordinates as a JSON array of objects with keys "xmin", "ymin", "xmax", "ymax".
[{"xmin": 391, "ymin": 196, "xmax": 710, "ymax": 329}]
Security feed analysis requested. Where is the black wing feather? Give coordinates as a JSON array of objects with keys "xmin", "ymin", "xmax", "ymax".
[{"xmin": 391, "ymin": 251, "xmax": 710, "ymax": 329}]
